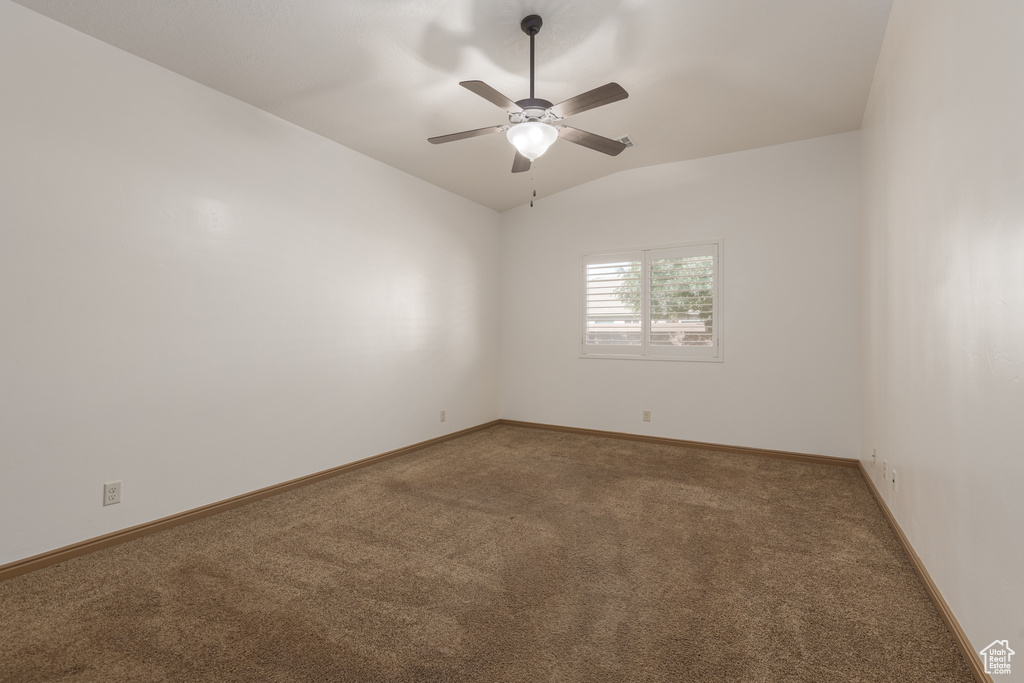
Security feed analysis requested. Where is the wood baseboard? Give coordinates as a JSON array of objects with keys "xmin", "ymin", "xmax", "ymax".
[
  {"xmin": 0, "ymin": 420, "xmax": 500, "ymax": 583},
  {"xmin": 857, "ymin": 462, "xmax": 989, "ymax": 683},
  {"xmin": 496, "ymin": 419, "xmax": 860, "ymax": 468}
]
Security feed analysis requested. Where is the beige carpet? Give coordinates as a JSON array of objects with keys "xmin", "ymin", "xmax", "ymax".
[{"xmin": 0, "ymin": 425, "xmax": 971, "ymax": 682}]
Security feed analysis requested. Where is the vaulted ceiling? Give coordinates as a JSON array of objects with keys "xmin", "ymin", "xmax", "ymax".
[{"xmin": 12, "ymin": 0, "xmax": 893, "ymax": 211}]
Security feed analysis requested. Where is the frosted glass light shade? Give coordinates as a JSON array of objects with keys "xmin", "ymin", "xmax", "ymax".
[{"xmin": 507, "ymin": 121, "xmax": 558, "ymax": 160}]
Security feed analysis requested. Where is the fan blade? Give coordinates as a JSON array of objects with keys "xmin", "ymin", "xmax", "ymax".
[
  {"xmin": 550, "ymin": 83, "xmax": 628, "ymax": 118},
  {"xmin": 558, "ymin": 126, "xmax": 627, "ymax": 156},
  {"xmin": 428, "ymin": 126, "xmax": 506, "ymax": 145},
  {"xmin": 511, "ymin": 151, "xmax": 532, "ymax": 173},
  {"xmin": 460, "ymin": 80, "xmax": 522, "ymax": 112}
]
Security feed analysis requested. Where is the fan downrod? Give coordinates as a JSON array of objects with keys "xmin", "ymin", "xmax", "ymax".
[{"xmin": 521, "ymin": 15, "xmax": 543, "ymax": 100}]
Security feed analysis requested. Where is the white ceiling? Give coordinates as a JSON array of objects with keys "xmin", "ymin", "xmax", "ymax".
[{"xmin": 13, "ymin": 0, "xmax": 893, "ymax": 212}]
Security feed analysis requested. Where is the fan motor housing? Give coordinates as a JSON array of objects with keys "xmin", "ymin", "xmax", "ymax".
[{"xmin": 516, "ymin": 98, "xmax": 554, "ymax": 118}]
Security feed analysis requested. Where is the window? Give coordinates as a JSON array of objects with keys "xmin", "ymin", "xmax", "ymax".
[{"xmin": 582, "ymin": 241, "xmax": 722, "ymax": 361}]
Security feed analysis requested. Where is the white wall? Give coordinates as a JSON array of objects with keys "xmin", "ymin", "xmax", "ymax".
[
  {"xmin": 0, "ymin": 1, "xmax": 500, "ymax": 567},
  {"xmin": 861, "ymin": 0, "xmax": 1024, "ymax": 656},
  {"xmin": 500, "ymin": 132, "xmax": 862, "ymax": 459}
]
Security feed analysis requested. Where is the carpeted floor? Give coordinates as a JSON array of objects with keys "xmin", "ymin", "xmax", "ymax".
[{"xmin": 1, "ymin": 425, "xmax": 972, "ymax": 682}]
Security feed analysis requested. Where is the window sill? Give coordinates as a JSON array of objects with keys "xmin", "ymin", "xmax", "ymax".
[{"xmin": 579, "ymin": 353, "xmax": 723, "ymax": 363}]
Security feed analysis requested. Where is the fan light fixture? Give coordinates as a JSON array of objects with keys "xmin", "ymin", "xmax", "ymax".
[{"xmin": 507, "ymin": 121, "xmax": 558, "ymax": 160}]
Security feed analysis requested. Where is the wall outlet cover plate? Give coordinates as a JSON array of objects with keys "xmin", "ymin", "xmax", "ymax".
[{"xmin": 103, "ymin": 481, "xmax": 121, "ymax": 506}]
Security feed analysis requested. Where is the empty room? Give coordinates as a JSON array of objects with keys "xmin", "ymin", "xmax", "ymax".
[{"xmin": 1, "ymin": 0, "xmax": 1021, "ymax": 681}]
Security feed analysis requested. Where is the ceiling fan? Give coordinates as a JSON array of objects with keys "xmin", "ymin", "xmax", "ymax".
[{"xmin": 428, "ymin": 14, "xmax": 629, "ymax": 174}]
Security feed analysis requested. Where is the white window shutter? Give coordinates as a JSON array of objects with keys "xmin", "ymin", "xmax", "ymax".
[
  {"xmin": 645, "ymin": 244, "xmax": 719, "ymax": 358},
  {"xmin": 582, "ymin": 251, "xmax": 642, "ymax": 355}
]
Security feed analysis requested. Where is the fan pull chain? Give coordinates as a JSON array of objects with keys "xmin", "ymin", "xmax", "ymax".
[{"xmin": 530, "ymin": 168, "xmax": 537, "ymax": 208}]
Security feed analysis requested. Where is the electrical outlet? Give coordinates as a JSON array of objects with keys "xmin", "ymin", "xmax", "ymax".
[
  {"xmin": 440, "ymin": 409, "xmax": 446, "ymax": 423},
  {"xmin": 103, "ymin": 481, "xmax": 121, "ymax": 506},
  {"xmin": 872, "ymin": 447, "xmax": 877, "ymax": 464},
  {"xmin": 882, "ymin": 459, "xmax": 887, "ymax": 480},
  {"xmin": 642, "ymin": 409, "xmax": 651, "ymax": 422},
  {"xmin": 891, "ymin": 468, "xmax": 898, "ymax": 493}
]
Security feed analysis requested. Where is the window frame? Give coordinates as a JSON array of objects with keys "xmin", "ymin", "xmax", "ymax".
[{"xmin": 580, "ymin": 240, "xmax": 723, "ymax": 362}]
